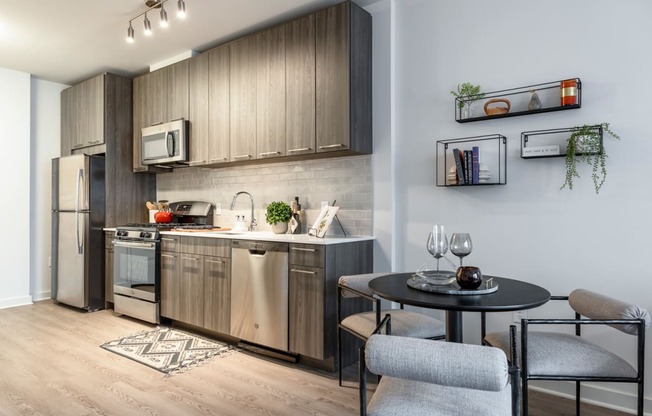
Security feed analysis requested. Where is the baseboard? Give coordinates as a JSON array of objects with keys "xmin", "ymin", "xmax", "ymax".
[
  {"xmin": 0, "ymin": 296, "xmax": 33, "ymax": 309},
  {"xmin": 32, "ymin": 291, "xmax": 51, "ymax": 302},
  {"xmin": 530, "ymin": 381, "xmax": 648, "ymax": 415}
]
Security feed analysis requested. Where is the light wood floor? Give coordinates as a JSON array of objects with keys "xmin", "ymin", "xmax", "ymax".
[{"xmin": 0, "ymin": 301, "xmax": 631, "ymax": 415}]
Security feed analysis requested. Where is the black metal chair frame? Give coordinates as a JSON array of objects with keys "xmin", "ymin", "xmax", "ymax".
[
  {"xmin": 359, "ymin": 314, "xmax": 521, "ymax": 416},
  {"xmin": 520, "ymin": 296, "xmax": 646, "ymax": 416}
]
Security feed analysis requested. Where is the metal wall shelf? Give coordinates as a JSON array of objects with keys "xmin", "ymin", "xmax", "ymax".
[
  {"xmin": 521, "ymin": 125, "xmax": 603, "ymax": 159},
  {"xmin": 436, "ymin": 134, "xmax": 507, "ymax": 187},
  {"xmin": 455, "ymin": 78, "xmax": 581, "ymax": 123}
]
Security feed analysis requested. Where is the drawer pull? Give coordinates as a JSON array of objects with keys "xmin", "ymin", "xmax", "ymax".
[
  {"xmin": 209, "ymin": 157, "xmax": 227, "ymax": 162},
  {"xmin": 259, "ymin": 151, "xmax": 280, "ymax": 157},
  {"xmin": 182, "ymin": 256, "xmax": 199, "ymax": 261},
  {"xmin": 161, "ymin": 238, "xmax": 176, "ymax": 242},
  {"xmin": 161, "ymin": 254, "xmax": 174, "ymax": 258},
  {"xmin": 291, "ymin": 247, "xmax": 317, "ymax": 252},
  {"xmin": 190, "ymin": 160, "xmax": 206, "ymax": 165},
  {"xmin": 318, "ymin": 143, "xmax": 345, "ymax": 150},
  {"xmin": 288, "ymin": 147, "xmax": 312, "ymax": 153},
  {"xmin": 206, "ymin": 259, "xmax": 225, "ymax": 264},
  {"xmin": 234, "ymin": 154, "xmax": 252, "ymax": 160},
  {"xmin": 291, "ymin": 269, "xmax": 317, "ymax": 275}
]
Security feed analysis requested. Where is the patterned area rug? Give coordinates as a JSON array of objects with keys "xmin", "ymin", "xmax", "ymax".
[{"xmin": 101, "ymin": 327, "xmax": 235, "ymax": 374}]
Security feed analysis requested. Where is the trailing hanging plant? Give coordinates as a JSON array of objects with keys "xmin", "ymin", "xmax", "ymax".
[
  {"xmin": 561, "ymin": 123, "xmax": 620, "ymax": 194},
  {"xmin": 450, "ymin": 82, "xmax": 485, "ymax": 109}
]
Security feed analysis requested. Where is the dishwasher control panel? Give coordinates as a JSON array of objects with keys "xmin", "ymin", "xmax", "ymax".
[{"xmin": 231, "ymin": 240, "xmax": 289, "ymax": 254}]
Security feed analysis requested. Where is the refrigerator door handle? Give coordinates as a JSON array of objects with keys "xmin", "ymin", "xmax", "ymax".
[{"xmin": 75, "ymin": 168, "xmax": 84, "ymax": 254}]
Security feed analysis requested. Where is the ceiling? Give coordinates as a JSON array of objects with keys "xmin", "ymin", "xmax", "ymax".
[{"xmin": 0, "ymin": 0, "xmax": 374, "ymax": 86}]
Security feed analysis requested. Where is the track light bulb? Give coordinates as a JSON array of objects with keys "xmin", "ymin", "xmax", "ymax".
[
  {"xmin": 160, "ymin": 6, "xmax": 168, "ymax": 28},
  {"xmin": 144, "ymin": 13, "xmax": 152, "ymax": 36},
  {"xmin": 127, "ymin": 22, "xmax": 135, "ymax": 43},
  {"xmin": 177, "ymin": 0, "xmax": 186, "ymax": 19}
]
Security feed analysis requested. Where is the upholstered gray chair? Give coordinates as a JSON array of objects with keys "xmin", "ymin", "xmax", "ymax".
[
  {"xmin": 485, "ymin": 289, "xmax": 649, "ymax": 416},
  {"xmin": 360, "ymin": 316, "xmax": 519, "ymax": 416},
  {"xmin": 337, "ymin": 273, "xmax": 446, "ymax": 386}
]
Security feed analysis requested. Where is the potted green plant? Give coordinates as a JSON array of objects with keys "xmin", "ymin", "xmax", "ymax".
[
  {"xmin": 561, "ymin": 123, "xmax": 621, "ymax": 194},
  {"xmin": 450, "ymin": 82, "xmax": 485, "ymax": 118},
  {"xmin": 265, "ymin": 201, "xmax": 293, "ymax": 234}
]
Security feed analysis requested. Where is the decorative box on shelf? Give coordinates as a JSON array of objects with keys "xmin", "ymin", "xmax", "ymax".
[
  {"xmin": 521, "ymin": 126, "xmax": 603, "ymax": 159},
  {"xmin": 436, "ymin": 134, "xmax": 507, "ymax": 187},
  {"xmin": 454, "ymin": 78, "xmax": 581, "ymax": 123}
]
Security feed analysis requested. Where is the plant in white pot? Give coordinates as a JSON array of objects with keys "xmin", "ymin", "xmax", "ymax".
[{"xmin": 265, "ymin": 201, "xmax": 293, "ymax": 234}]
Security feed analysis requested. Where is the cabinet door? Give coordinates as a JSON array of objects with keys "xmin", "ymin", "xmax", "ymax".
[
  {"xmin": 82, "ymin": 74, "xmax": 105, "ymax": 147},
  {"xmin": 160, "ymin": 252, "xmax": 180, "ymax": 320},
  {"xmin": 289, "ymin": 266, "xmax": 325, "ymax": 358},
  {"xmin": 147, "ymin": 69, "xmax": 166, "ymax": 126},
  {"xmin": 189, "ymin": 53, "xmax": 209, "ymax": 166},
  {"xmin": 60, "ymin": 86, "xmax": 75, "ymax": 155},
  {"xmin": 286, "ymin": 14, "xmax": 316, "ymax": 157},
  {"xmin": 229, "ymin": 36, "xmax": 257, "ymax": 162},
  {"xmin": 256, "ymin": 26, "xmax": 286, "ymax": 160},
  {"xmin": 203, "ymin": 256, "xmax": 231, "ymax": 334},
  {"xmin": 316, "ymin": 2, "xmax": 350, "ymax": 153},
  {"xmin": 208, "ymin": 45, "xmax": 230, "ymax": 164},
  {"xmin": 132, "ymin": 75, "xmax": 149, "ymax": 172},
  {"xmin": 179, "ymin": 254, "xmax": 204, "ymax": 327},
  {"xmin": 165, "ymin": 60, "xmax": 189, "ymax": 122}
]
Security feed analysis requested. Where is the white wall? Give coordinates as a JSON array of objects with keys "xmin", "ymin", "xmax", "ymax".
[
  {"xmin": 0, "ymin": 67, "xmax": 32, "ymax": 308},
  {"xmin": 30, "ymin": 78, "xmax": 66, "ymax": 300},
  {"xmin": 373, "ymin": 0, "xmax": 652, "ymax": 412}
]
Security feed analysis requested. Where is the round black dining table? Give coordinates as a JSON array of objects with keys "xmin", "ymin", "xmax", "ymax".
[{"xmin": 368, "ymin": 273, "xmax": 551, "ymax": 343}]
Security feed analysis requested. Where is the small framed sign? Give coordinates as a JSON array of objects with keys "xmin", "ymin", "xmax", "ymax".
[{"xmin": 309, "ymin": 206, "xmax": 340, "ymax": 238}]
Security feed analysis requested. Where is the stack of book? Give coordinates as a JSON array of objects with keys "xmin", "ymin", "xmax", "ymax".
[{"xmin": 448, "ymin": 146, "xmax": 491, "ymax": 185}]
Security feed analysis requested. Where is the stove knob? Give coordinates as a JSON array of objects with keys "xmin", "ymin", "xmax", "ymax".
[
  {"xmin": 140, "ymin": 231, "xmax": 151, "ymax": 239},
  {"xmin": 117, "ymin": 230, "xmax": 127, "ymax": 237},
  {"xmin": 144, "ymin": 232, "xmax": 152, "ymax": 239}
]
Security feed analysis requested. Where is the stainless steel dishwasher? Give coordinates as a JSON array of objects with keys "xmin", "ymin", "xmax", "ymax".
[{"xmin": 230, "ymin": 240, "xmax": 289, "ymax": 351}]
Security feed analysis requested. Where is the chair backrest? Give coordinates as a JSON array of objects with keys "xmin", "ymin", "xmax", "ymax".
[
  {"xmin": 338, "ymin": 272, "xmax": 399, "ymax": 298},
  {"xmin": 365, "ymin": 334, "xmax": 509, "ymax": 392},
  {"xmin": 568, "ymin": 288, "xmax": 650, "ymax": 335}
]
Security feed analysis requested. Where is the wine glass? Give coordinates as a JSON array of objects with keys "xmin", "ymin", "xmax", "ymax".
[
  {"xmin": 450, "ymin": 233, "xmax": 472, "ymax": 267},
  {"xmin": 426, "ymin": 225, "xmax": 448, "ymax": 273}
]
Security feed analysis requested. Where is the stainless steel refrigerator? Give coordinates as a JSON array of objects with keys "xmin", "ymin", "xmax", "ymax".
[{"xmin": 51, "ymin": 154, "xmax": 106, "ymax": 310}]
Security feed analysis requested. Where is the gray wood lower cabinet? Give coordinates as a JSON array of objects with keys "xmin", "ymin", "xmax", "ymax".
[
  {"xmin": 104, "ymin": 232, "xmax": 114, "ymax": 305},
  {"xmin": 288, "ymin": 240, "xmax": 373, "ymax": 370},
  {"xmin": 160, "ymin": 236, "xmax": 231, "ymax": 331}
]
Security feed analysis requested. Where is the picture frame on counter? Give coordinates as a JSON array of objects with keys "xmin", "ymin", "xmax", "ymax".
[{"xmin": 309, "ymin": 206, "xmax": 340, "ymax": 238}]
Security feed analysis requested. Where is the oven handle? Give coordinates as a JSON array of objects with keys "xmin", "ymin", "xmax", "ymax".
[{"xmin": 112, "ymin": 240, "xmax": 157, "ymax": 250}]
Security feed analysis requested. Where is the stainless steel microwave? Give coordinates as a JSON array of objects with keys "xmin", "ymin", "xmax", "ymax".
[{"xmin": 141, "ymin": 119, "xmax": 189, "ymax": 166}]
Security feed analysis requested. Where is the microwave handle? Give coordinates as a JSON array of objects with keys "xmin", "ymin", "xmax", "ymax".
[{"xmin": 166, "ymin": 131, "xmax": 175, "ymax": 157}]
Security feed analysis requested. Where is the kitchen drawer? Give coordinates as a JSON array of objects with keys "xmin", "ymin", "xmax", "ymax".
[
  {"xmin": 161, "ymin": 235, "xmax": 180, "ymax": 252},
  {"xmin": 289, "ymin": 244, "xmax": 325, "ymax": 267},
  {"xmin": 179, "ymin": 236, "xmax": 231, "ymax": 257}
]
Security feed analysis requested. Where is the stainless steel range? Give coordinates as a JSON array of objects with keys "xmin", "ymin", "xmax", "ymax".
[{"xmin": 112, "ymin": 201, "xmax": 213, "ymax": 324}]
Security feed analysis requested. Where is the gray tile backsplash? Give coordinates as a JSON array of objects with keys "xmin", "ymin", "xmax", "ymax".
[{"xmin": 156, "ymin": 155, "xmax": 373, "ymax": 236}]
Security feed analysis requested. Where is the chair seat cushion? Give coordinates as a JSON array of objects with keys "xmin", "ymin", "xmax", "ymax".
[
  {"xmin": 341, "ymin": 310, "xmax": 445, "ymax": 339},
  {"xmin": 484, "ymin": 331, "xmax": 637, "ymax": 378},
  {"xmin": 367, "ymin": 376, "xmax": 511, "ymax": 416}
]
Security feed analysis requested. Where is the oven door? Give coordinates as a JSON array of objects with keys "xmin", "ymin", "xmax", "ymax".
[{"xmin": 112, "ymin": 239, "xmax": 160, "ymax": 302}]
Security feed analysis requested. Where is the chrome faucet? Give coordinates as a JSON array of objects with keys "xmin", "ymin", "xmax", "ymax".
[{"xmin": 230, "ymin": 191, "xmax": 257, "ymax": 231}]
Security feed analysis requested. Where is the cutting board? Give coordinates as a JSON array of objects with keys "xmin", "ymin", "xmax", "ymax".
[{"xmin": 171, "ymin": 227, "xmax": 232, "ymax": 232}]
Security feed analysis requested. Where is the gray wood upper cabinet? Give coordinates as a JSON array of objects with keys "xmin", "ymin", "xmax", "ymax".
[
  {"xmin": 60, "ymin": 74, "xmax": 105, "ymax": 154},
  {"xmin": 208, "ymin": 45, "xmax": 230, "ymax": 164},
  {"xmin": 188, "ymin": 45, "xmax": 231, "ymax": 167},
  {"xmin": 316, "ymin": 2, "xmax": 372, "ymax": 155},
  {"xmin": 189, "ymin": 53, "xmax": 209, "ymax": 166},
  {"xmin": 165, "ymin": 60, "xmax": 190, "ymax": 122},
  {"xmin": 286, "ymin": 14, "xmax": 316, "ymax": 157},
  {"xmin": 132, "ymin": 75, "xmax": 149, "ymax": 172},
  {"xmin": 230, "ymin": 36, "xmax": 257, "ymax": 162},
  {"xmin": 256, "ymin": 26, "xmax": 286, "ymax": 160}
]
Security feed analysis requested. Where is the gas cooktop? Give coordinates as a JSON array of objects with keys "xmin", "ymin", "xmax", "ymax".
[{"xmin": 120, "ymin": 223, "xmax": 219, "ymax": 231}]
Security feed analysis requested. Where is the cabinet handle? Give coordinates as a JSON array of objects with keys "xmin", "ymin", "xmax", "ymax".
[
  {"xmin": 259, "ymin": 151, "xmax": 280, "ymax": 157},
  {"xmin": 189, "ymin": 160, "xmax": 206, "ymax": 165},
  {"xmin": 161, "ymin": 254, "xmax": 174, "ymax": 258},
  {"xmin": 88, "ymin": 140, "xmax": 101, "ymax": 144},
  {"xmin": 161, "ymin": 238, "xmax": 176, "ymax": 242},
  {"xmin": 288, "ymin": 147, "xmax": 312, "ymax": 153},
  {"xmin": 73, "ymin": 143, "xmax": 84, "ymax": 148},
  {"xmin": 206, "ymin": 259, "xmax": 225, "ymax": 264},
  {"xmin": 234, "ymin": 154, "xmax": 252, "ymax": 160},
  {"xmin": 291, "ymin": 247, "xmax": 316, "ymax": 252},
  {"xmin": 182, "ymin": 256, "xmax": 199, "ymax": 262},
  {"xmin": 291, "ymin": 269, "xmax": 317, "ymax": 275},
  {"xmin": 318, "ymin": 144, "xmax": 346, "ymax": 150},
  {"xmin": 209, "ymin": 157, "xmax": 227, "ymax": 162}
]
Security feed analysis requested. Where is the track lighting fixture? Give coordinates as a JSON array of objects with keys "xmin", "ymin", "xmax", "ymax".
[{"xmin": 126, "ymin": 0, "xmax": 187, "ymax": 44}]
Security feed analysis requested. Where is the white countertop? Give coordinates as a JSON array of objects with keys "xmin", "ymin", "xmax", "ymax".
[{"xmin": 104, "ymin": 228, "xmax": 373, "ymax": 245}]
